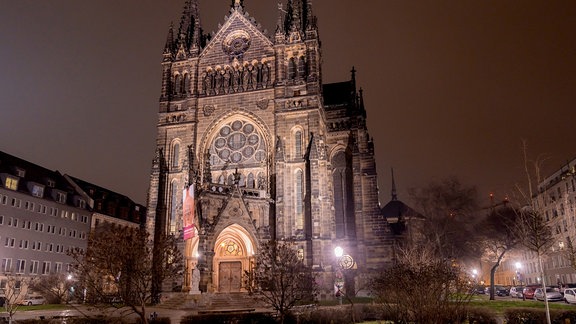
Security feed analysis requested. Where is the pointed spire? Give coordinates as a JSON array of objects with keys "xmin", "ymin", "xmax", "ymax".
[
  {"xmin": 177, "ymin": 0, "xmax": 202, "ymax": 55},
  {"xmin": 163, "ymin": 22, "xmax": 175, "ymax": 59},
  {"xmin": 391, "ymin": 168, "xmax": 398, "ymax": 201},
  {"xmin": 232, "ymin": 0, "xmax": 244, "ymax": 10}
]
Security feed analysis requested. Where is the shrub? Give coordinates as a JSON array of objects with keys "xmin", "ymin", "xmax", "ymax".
[
  {"xmin": 181, "ymin": 312, "xmax": 276, "ymax": 324},
  {"xmin": 553, "ymin": 310, "xmax": 576, "ymax": 324},
  {"xmin": 466, "ymin": 307, "xmax": 498, "ymax": 324},
  {"xmin": 503, "ymin": 307, "xmax": 562, "ymax": 324}
]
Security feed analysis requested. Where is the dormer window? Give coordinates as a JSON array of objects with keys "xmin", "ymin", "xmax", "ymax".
[
  {"xmin": 56, "ymin": 192, "xmax": 66, "ymax": 204},
  {"xmin": 15, "ymin": 168, "xmax": 25, "ymax": 178},
  {"xmin": 31, "ymin": 184, "xmax": 44, "ymax": 198},
  {"xmin": 46, "ymin": 179, "xmax": 55, "ymax": 188},
  {"xmin": 78, "ymin": 199, "xmax": 86, "ymax": 209},
  {"xmin": 5, "ymin": 177, "xmax": 18, "ymax": 191}
]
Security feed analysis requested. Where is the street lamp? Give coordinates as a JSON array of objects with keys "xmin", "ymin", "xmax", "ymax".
[
  {"xmin": 516, "ymin": 262, "xmax": 525, "ymax": 301},
  {"xmin": 334, "ymin": 247, "xmax": 345, "ymax": 305},
  {"xmin": 333, "ymin": 246, "xmax": 355, "ymax": 305}
]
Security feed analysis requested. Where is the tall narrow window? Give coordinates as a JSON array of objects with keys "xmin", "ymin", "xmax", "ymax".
[
  {"xmin": 247, "ymin": 173, "xmax": 255, "ymax": 189},
  {"xmin": 172, "ymin": 143, "xmax": 180, "ymax": 168},
  {"xmin": 288, "ymin": 57, "xmax": 297, "ymax": 80},
  {"xmin": 332, "ymin": 151, "xmax": 356, "ymax": 239},
  {"xmin": 298, "ymin": 56, "xmax": 306, "ymax": 78},
  {"xmin": 295, "ymin": 131, "xmax": 302, "ymax": 158},
  {"xmin": 174, "ymin": 74, "xmax": 181, "ymax": 95},
  {"xmin": 170, "ymin": 182, "xmax": 178, "ymax": 234},
  {"xmin": 295, "ymin": 170, "xmax": 304, "ymax": 231},
  {"xmin": 183, "ymin": 73, "xmax": 190, "ymax": 95}
]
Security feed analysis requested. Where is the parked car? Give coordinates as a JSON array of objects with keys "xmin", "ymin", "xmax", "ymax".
[
  {"xmin": 534, "ymin": 287, "xmax": 564, "ymax": 302},
  {"xmin": 472, "ymin": 285, "xmax": 486, "ymax": 294},
  {"xmin": 564, "ymin": 288, "xmax": 576, "ymax": 304},
  {"xmin": 509, "ymin": 286, "xmax": 522, "ymax": 298},
  {"xmin": 523, "ymin": 287, "xmax": 536, "ymax": 299},
  {"xmin": 495, "ymin": 286, "xmax": 510, "ymax": 296},
  {"xmin": 19, "ymin": 295, "xmax": 46, "ymax": 306}
]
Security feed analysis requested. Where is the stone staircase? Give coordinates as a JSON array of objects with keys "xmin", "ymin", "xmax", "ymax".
[
  {"xmin": 206, "ymin": 292, "xmax": 260, "ymax": 311},
  {"xmin": 157, "ymin": 292, "xmax": 264, "ymax": 311}
]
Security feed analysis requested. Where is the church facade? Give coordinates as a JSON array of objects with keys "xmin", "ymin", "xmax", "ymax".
[{"xmin": 146, "ymin": 0, "xmax": 394, "ymax": 295}]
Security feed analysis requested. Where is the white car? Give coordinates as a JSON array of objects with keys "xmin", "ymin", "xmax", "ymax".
[
  {"xmin": 564, "ymin": 288, "xmax": 576, "ymax": 304},
  {"xmin": 509, "ymin": 286, "xmax": 523, "ymax": 298},
  {"xmin": 19, "ymin": 296, "xmax": 46, "ymax": 306}
]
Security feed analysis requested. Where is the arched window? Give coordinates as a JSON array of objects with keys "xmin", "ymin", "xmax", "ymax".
[
  {"xmin": 174, "ymin": 74, "xmax": 181, "ymax": 95},
  {"xmin": 294, "ymin": 130, "xmax": 302, "ymax": 158},
  {"xmin": 227, "ymin": 174, "xmax": 235, "ymax": 186},
  {"xmin": 172, "ymin": 143, "xmax": 180, "ymax": 168},
  {"xmin": 298, "ymin": 56, "xmax": 306, "ymax": 79},
  {"xmin": 218, "ymin": 175, "xmax": 225, "ymax": 184},
  {"xmin": 295, "ymin": 169, "xmax": 304, "ymax": 231},
  {"xmin": 247, "ymin": 173, "xmax": 255, "ymax": 188},
  {"xmin": 183, "ymin": 73, "xmax": 190, "ymax": 95},
  {"xmin": 288, "ymin": 57, "xmax": 297, "ymax": 80},
  {"xmin": 332, "ymin": 151, "xmax": 355, "ymax": 239},
  {"xmin": 170, "ymin": 182, "xmax": 178, "ymax": 234},
  {"xmin": 239, "ymin": 174, "xmax": 246, "ymax": 187}
]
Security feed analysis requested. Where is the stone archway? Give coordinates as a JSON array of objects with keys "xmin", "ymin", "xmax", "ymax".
[{"xmin": 213, "ymin": 224, "xmax": 256, "ymax": 293}]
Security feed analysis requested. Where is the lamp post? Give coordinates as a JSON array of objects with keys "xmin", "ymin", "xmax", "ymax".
[
  {"xmin": 516, "ymin": 262, "xmax": 525, "ymax": 301},
  {"xmin": 334, "ymin": 247, "xmax": 345, "ymax": 305}
]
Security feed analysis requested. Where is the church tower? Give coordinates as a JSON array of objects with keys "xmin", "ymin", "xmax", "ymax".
[{"xmin": 146, "ymin": 0, "xmax": 394, "ymax": 296}]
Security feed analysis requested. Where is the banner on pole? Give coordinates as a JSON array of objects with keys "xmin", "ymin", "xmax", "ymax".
[{"xmin": 183, "ymin": 184, "xmax": 196, "ymax": 240}]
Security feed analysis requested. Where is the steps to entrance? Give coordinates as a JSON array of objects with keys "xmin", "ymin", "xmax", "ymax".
[{"xmin": 158, "ymin": 292, "xmax": 264, "ymax": 311}]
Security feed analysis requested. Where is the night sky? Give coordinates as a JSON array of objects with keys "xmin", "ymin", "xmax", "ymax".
[{"xmin": 1, "ymin": 1, "xmax": 575, "ymax": 207}]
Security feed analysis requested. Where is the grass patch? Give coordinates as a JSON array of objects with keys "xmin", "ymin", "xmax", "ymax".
[
  {"xmin": 469, "ymin": 298, "xmax": 574, "ymax": 314},
  {"xmin": 14, "ymin": 303, "xmax": 71, "ymax": 311}
]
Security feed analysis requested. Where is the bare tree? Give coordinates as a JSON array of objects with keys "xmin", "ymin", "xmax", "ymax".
[
  {"xmin": 244, "ymin": 240, "xmax": 317, "ymax": 324},
  {"xmin": 372, "ymin": 244, "xmax": 474, "ymax": 323},
  {"xmin": 408, "ymin": 177, "xmax": 483, "ymax": 262},
  {"xmin": 68, "ymin": 225, "xmax": 183, "ymax": 324},
  {"xmin": 1, "ymin": 274, "xmax": 31, "ymax": 324},
  {"xmin": 479, "ymin": 205, "xmax": 520, "ymax": 300},
  {"xmin": 513, "ymin": 142, "xmax": 555, "ymax": 324},
  {"xmin": 28, "ymin": 273, "xmax": 74, "ymax": 304}
]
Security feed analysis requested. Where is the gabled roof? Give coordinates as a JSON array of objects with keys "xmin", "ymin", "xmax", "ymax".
[{"xmin": 0, "ymin": 150, "xmax": 77, "ymax": 205}]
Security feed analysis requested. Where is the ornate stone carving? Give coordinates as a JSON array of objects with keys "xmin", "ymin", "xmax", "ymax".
[
  {"xmin": 203, "ymin": 105, "xmax": 215, "ymax": 116},
  {"xmin": 257, "ymin": 98, "xmax": 270, "ymax": 110}
]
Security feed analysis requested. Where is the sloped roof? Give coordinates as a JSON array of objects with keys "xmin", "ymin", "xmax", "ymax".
[{"xmin": 323, "ymin": 81, "xmax": 355, "ymax": 107}]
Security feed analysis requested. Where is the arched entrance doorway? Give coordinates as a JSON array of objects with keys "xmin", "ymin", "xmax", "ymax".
[{"xmin": 213, "ymin": 224, "xmax": 256, "ymax": 293}]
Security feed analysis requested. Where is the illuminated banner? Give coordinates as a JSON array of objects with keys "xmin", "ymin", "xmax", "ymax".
[{"xmin": 182, "ymin": 184, "xmax": 196, "ymax": 240}]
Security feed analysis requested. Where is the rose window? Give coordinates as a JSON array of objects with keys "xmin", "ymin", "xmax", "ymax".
[{"xmin": 210, "ymin": 120, "xmax": 265, "ymax": 167}]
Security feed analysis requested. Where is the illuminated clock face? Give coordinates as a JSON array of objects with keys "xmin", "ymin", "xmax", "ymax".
[{"xmin": 222, "ymin": 30, "xmax": 251, "ymax": 57}]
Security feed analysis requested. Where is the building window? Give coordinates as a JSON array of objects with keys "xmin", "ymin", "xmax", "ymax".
[
  {"xmin": 170, "ymin": 182, "xmax": 178, "ymax": 234},
  {"xmin": 16, "ymin": 260, "xmax": 25, "ymax": 274},
  {"xmin": 295, "ymin": 131, "xmax": 302, "ymax": 158},
  {"xmin": 172, "ymin": 143, "xmax": 180, "ymax": 168},
  {"xmin": 295, "ymin": 170, "xmax": 304, "ymax": 231},
  {"xmin": 42, "ymin": 262, "xmax": 51, "ymax": 275},
  {"xmin": 288, "ymin": 57, "xmax": 297, "ymax": 80},
  {"xmin": 4, "ymin": 177, "xmax": 17, "ymax": 191},
  {"xmin": 30, "ymin": 260, "xmax": 39, "ymax": 274},
  {"xmin": 15, "ymin": 168, "xmax": 25, "ymax": 177},
  {"xmin": 32, "ymin": 185, "xmax": 44, "ymax": 198},
  {"xmin": 55, "ymin": 262, "xmax": 62, "ymax": 273},
  {"xmin": 56, "ymin": 192, "xmax": 66, "ymax": 204},
  {"xmin": 46, "ymin": 179, "xmax": 55, "ymax": 187},
  {"xmin": 2, "ymin": 259, "xmax": 12, "ymax": 272}
]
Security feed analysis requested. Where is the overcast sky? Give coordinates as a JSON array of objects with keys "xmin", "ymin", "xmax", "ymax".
[{"xmin": 1, "ymin": 0, "xmax": 575, "ymax": 206}]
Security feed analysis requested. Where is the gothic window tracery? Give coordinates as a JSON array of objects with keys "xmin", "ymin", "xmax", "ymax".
[{"xmin": 209, "ymin": 120, "xmax": 266, "ymax": 168}]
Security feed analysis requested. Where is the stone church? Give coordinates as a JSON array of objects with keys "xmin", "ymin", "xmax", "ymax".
[{"xmin": 146, "ymin": 0, "xmax": 394, "ymax": 296}]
